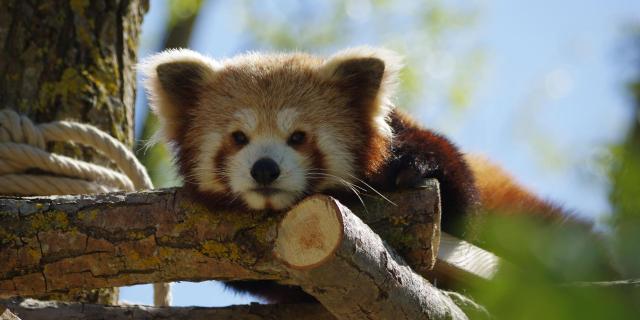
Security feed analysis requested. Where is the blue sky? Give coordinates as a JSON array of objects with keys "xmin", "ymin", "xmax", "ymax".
[{"xmin": 127, "ymin": 0, "xmax": 640, "ymax": 306}]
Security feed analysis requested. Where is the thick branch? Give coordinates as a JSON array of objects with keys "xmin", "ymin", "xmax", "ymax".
[
  {"xmin": 0, "ymin": 188, "xmax": 288, "ymax": 297},
  {"xmin": 0, "ymin": 185, "xmax": 446, "ymax": 298},
  {"xmin": 276, "ymin": 196, "xmax": 468, "ymax": 320},
  {"xmin": 1, "ymin": 298, "xmax": 334, "ymax": 320},
  {"xmin": 0, "ymin": 182, "xmax": 498, "ymax": 319}
]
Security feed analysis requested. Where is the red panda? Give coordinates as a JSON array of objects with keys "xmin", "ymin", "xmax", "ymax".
[{"xmin": 140, "ymin": 47, "xmax": 589, "ymax": 303}]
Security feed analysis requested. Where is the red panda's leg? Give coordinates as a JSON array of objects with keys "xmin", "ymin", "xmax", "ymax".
[{"xmin": 368, "ymin": 109, "xmax": 480, "ymax": 237}]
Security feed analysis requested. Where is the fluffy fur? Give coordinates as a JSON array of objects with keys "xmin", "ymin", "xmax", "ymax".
[{"xmin": 141, "ymin": 47, "xmax": 575, "ymax": 302}]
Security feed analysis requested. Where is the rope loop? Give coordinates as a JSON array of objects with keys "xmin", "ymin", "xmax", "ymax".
[{"xmin": 0, "ymin": 109, "xmax": 153, "ymax": 195}]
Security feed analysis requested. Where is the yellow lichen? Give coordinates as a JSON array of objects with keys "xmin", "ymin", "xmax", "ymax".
[
  {"xmin": 201, "ymin": 241, "xmax": 242, "ymax": 261},
  {"xmin": 77, "ymin": 209, "xmax": 98, "ymax": 222},
  {"xmin": 29, "ymin": 211, "xmax": 69, "ymax": 232},
  {"xmin": 26, "ymin": 247, "xmax": 41, "ymax": 260},
  {"xmin": 0, "ymin": 226, "xmax": 18, "ymax": 245},
  {"xmin": 39, "ymin": 68, "xmax": 89, "ymax": 108}
]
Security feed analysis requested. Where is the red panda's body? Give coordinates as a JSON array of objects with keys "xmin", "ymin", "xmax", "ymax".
[{"xmin": 141, "ymin": 47, "xmax": 582, "ymax": 303}]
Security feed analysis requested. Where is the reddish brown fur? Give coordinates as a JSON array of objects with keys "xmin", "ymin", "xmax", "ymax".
[
  {"xmin": 365, "ymin": 109, "xmax": 480, "ymax": 236},
  {"xmin": 466, "ymin": 154, "xmax": 568, "ymax": 223}
]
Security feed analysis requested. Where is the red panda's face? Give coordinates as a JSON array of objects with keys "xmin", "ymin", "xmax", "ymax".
[
  {"xmin": 141, "ymin": 48, "xmax": 400, "ymax": 210},
  {"xmin": 190, "ymin": 81, "xmax": 361, "ymax": 210}
]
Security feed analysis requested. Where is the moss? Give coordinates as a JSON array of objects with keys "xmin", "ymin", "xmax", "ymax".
[
  {"xmin": 0, "ymin": 225, "xmax": 19, "ymax": 245},
  {"xmin": 28, "ymin": 211, "xmax": 69, "ymax": 232},
  {"xmin": 382, "ymin": 227, "xmax": 416, "ymax": 250},
  {"xmin": 169, "ymin": 201, "xmax": 222, "ymax": 235},
  {"xmin": 126, "ymin": 230, "xmax": 150, "ymax": 240},
  {"xmin": 26, "ymin": 246, "xmax": 41, "ymax": 261},
  {"xmin": 389, "ymin": 215, "xmax": 409, "ymax": 225},
  {"xmin": 201, "ymin": 241, "xmax": 242, "ymax": 262},
  {"xmin": 38, "ymin": 68, "xmax": 88, "ymax": 109},
  {"xmin": 76, "ymin": 209, "xmax": 98, "ymax": 222}
]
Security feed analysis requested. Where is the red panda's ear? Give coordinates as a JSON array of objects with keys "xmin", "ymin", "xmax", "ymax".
[
  {"xmin": 139, "ymin": 49, "xmax": 220, "ymax": 142},
  {"xmin": 320, "ymin": 47, "xmax": 402, "ymax": 138}
]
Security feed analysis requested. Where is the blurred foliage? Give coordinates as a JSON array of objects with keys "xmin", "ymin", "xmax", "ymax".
[
  {"xmin": 468, "ymin": 215, "xmax": 638, "ymax": 319},
  {"xmin": 137, "ymin": 0, "xmax": 485, "ymax": 184},
  {"xmin": 168, "ymin": 0, "xmax": 204, "ymax": 27},
  {"xmin": 465, "ymin": 30, "xmax": 640, "ymax": 320},
  {"xmin": 135, "ymin": 0, "xmax": 205, "ymax": 188},
  {"xmin": 239, "ymin": 0, "xmax": 485, "ymax": 111},
  {"xmin": 609, "ymin": 31, "xmax": 640, "ymax": 278}
]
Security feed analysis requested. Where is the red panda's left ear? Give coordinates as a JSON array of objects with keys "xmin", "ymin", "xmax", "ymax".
[
  {"xmin": 319, "ymin": 47, "xmax": 402, "ymax": 136},
  {"xmin": 138, "ymin": 49, "xmax": 220, "ymax": 143}
]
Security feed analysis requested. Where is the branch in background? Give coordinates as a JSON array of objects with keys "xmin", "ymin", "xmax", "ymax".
[{"xmin": 1, "ymin": 299, "xmax": 335, "ymax": 320}]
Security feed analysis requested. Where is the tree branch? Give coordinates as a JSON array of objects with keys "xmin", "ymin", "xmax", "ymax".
[
  {"xmin": 1, "ymin": 183, "xmax": 450, "ymax": 297},
  {"xmin": 276, "ymin": 196, "xmax": 468, "ymax": 319},
  {"xmin": 1, "ymin": 298, "xmax": 335, "ymax": 320},
  {"xmin": 0, "ymin": 181, "xmax": 494, "ymax": 319}
]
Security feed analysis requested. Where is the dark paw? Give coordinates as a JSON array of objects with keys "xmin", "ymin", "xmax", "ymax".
[
  {"xmin": 391, "ymin": 154, "xmax": 437, "ymax": 189},
  {"xmin": 395, "ymin": 166, "xmax": 426, "ymax": 188}
]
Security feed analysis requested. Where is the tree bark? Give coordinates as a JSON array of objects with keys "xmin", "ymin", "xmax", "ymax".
[
  {"xmin": 0, "ymin": 186, "xmax": 441, "ymax": 297},
  {"xmin": 0, "ymin": 0, "xmax": 147, "ymax": 149},
  {"xmin": 0, "ymin": 184, "xmax": 494, "ymax": 319},
  {"xmin": 0, "ymin": 0, "xmax": 148, "ymax": 304},
  {"xmin": 275, "ymin": 196, "xmax": 468, "ymax": 320},
  {"xmin": 1, "ymin": 298, "xmax": 335, "ymax": 320}
]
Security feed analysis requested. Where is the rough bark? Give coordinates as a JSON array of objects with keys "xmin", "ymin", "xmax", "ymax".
[
  {"xmin": 346, "ymin": 179, "xmax": 442, "ymax": 277},
  {"xmin": 1, "ymin": 298, "xmax": 335, "ymax": 320},
  {"xmin": 0, "ymin": 0, "xmax": 148, "ymax": 304},
  {"xmin": 0, "ymin": 185, "xmax": 441, "ymax": 298},
  {"xmin": 0, "ymin": 0, "xmax": 147, "ymax": 149},
  {"xmin": 276, "ymin": 196, "xmax": 467, "ymax": 320}
]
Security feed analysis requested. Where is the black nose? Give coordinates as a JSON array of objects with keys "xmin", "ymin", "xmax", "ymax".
[{"xmin": 251, "ymin": 158, "xmax": 280, "ymax": 185}]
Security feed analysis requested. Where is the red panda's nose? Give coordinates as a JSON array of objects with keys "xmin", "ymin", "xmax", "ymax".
[{"xmin": 251, "ymin": 158, "xmax": 281, "ymax": 185}]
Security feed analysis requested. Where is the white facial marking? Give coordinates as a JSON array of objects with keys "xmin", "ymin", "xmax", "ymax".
[
  {"xmin": 195, "ymin": 131, "xmax": 226, "ymax": 192},
  {"xmin": 227, "ymin": 136, "xmax": 308, "ymax": 210},
  {"xmin": 276, "ymin": 108, "xmax": 299, "ymax": 133},
  {"xmin": 233, "ymin": 109, "xmax": 258, "ymax": 132},
  {"xmin": 314, "ymin": 126, "xmax": 355, "ymax": 190}
]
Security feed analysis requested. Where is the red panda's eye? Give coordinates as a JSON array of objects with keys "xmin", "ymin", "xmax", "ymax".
[
  {"xmin": 232, "ymin": 131, "xmax": 249, "ymax": 145},
  {"xmin": 288, "ymin": 131, "xmax": 306, "ymax": 146}
]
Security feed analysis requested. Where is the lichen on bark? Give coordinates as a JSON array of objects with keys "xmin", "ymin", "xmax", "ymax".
[{"xmin": 0, "ymin": 0, "xmax": 149, "ymax": 304}]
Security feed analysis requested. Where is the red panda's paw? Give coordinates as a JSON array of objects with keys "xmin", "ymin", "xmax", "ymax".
[
  {"xmin": 394, "ymin": 164, "xmax": 427, "ymax": 188},
  {"xmin": 387, "ymin": 153, "xmax": 438, "ymax": 189}
]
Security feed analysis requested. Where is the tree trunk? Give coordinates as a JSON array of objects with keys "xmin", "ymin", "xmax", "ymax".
[{"xmin": 0, "ymin": 0, "xmax": 148, "ymax": 304}]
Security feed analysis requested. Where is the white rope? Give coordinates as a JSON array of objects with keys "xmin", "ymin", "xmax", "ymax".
[{"xmin": 0, "ymin": 109, "xmax": 152, "ymax": 195}]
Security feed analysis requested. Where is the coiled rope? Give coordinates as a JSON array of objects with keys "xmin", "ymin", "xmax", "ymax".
[
  {"xmin": 0, "ymin": 109, "xmax": 153, "ymax": 194},
  {"xmin": 0, "ymin": 108, "xmax": 171, "ymax": 306}
]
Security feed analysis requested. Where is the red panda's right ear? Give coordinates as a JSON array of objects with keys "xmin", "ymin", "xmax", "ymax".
[{"xmin": 139, "ymin": 49, "xmax": 220, "ymax": 142}]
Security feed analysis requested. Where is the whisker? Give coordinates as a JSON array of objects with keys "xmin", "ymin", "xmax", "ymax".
[{"xmin": 305, "ymin": 168, "xmax": 396, "ymax": 207}]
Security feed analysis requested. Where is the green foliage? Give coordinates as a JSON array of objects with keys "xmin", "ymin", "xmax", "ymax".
[
  {"xmin": 135, "ymin": 113, "xmax": 181, "ymax": 188},
  {"xmin": 469, "ymin": 215, "xmax": 638, "ymax": 319},
  {"xmin": 168, "ymin": 0, "xmax": 204, "ymax": 27},
  {"xmin": 609, "ymin": 32, "xmax": 640, "ymax": 278},
  {"xmin": 240, "ymin": 0, "xmax": 485, "ymax": 111},
  {"xmin": 467, "ymin": 30, "xmax": 640, "ymax": 319}
]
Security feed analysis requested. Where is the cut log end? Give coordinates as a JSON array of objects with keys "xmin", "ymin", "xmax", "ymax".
[{"xmin": 274, "ymin": 196, "xmax": 344, "ymax": 269}]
